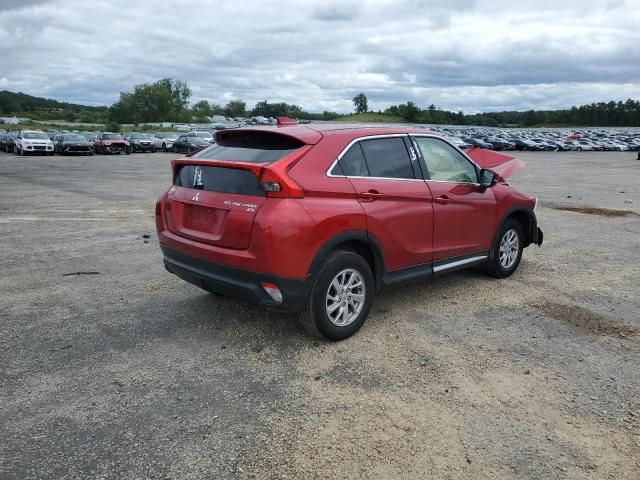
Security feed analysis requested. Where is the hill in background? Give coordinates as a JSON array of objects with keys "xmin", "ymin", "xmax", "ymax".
[{"xmin": 0, "ymin": 90, "xmax": 109, "ymax": 123}]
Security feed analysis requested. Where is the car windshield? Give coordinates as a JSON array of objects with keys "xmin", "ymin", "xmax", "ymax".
[
  {"xmin": 131, "ymin": 133, "xmax": 150, "ymax": 139},
  {"xmin": 103, "ymin": 133, "xmax": 122, "ymax": 140},
  {"xmin": 64, "ymin": 134, "xmax": 87, "ymax": 141},
  {"xmin": 191, "ymin": 137, "xmax": 209, "ymax": 145},
  {"xmin": 23, "ymin": 132, "xmax": 49, "ymax": 139},
  {"xmin": 196, "ymin": 132, "xmax": 212, "ymax": 138}
]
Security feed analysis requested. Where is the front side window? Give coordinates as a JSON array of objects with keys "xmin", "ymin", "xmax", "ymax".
[
  {"xmin": 359, "ymin": 137, "xmax": 414, "ymax": 179},
  {"xmin": 414, "ymin": 137, "xmax": 477, "ymax": 183}
]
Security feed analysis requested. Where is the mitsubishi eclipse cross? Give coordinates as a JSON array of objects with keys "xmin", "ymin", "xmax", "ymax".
[{"xmin": 156, "ymin": 120, "xmax": 543, "ymax": 340}]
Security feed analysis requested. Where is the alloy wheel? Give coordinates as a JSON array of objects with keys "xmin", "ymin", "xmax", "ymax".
[
  {"xmin": 325, "ymin": 269, "xmax": 366, "ymax": 326},
  {"xmin": 499, "ymin": 229, "xmax": 519, "ymax": 269}
]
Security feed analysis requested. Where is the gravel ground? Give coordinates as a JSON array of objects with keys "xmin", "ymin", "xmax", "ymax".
[{"xmin": 1, "ymin": 150, "xmax": 639, "ymax": 479}]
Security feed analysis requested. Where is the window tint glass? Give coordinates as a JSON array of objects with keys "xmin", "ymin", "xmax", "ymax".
[
  {"xmin": 414, "ymin": 137, "xmax": 477, "ymax": 183},
  {"xmin": 175, "ymin": 165, "xmax": 265, "ymax": 196},
  {"xmin": 333, "ymin": 143, "xmax": 369, "ymax": 176},
  {"xmin": 193, "ymin": 131, "xmax": 303, "ymax": 163},
  {"xmin": 359, "ymin": 137, "xmax": 414, "ymax": 179}
]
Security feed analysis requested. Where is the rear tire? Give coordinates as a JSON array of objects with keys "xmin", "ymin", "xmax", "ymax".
[
  {"xmin": 299, "ymin": 250, "xmax": 374, "ymax": 341},
  {"xmin": 485, "ymin": 219, "xmax": 524, "ymax": 278}
]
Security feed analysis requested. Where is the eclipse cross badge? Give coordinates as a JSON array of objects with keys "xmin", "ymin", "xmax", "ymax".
[{"xmin": 191, "ymin": 192, "xmax": 200, "ymax": 202}]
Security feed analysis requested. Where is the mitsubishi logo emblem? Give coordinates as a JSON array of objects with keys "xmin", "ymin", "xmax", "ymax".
[{"xmin": 191, "ymin": 192, "xmax": 200, "ymax": 202}]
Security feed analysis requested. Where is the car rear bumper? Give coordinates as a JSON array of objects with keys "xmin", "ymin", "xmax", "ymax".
[{"xmin": 160, "ymin": 245, "xmax": 309, "ymax": 313}]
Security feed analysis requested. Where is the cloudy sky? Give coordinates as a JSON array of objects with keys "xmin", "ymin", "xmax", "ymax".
[{"xmin": 0, "ymin": 0, "xmax": 638, "ymax": 113}]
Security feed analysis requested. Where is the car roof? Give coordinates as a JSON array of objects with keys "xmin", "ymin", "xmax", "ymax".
[{"xmin": 216, "ymin": 123, "xmax": 436, "ymax": 145}]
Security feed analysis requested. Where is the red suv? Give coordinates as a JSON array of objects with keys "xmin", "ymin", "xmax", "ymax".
[{"xmin": 156, "ymin": 122, "xmax": 543, "ymax": 340}]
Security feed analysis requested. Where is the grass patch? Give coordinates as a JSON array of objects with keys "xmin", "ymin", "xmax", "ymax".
[{"xmin": 336, "ymin": 112, "xmax": 407, "ymax": 123}]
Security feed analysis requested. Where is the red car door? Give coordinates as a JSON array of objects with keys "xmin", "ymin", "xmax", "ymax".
[
  {"xmin": 411, "ymin": 136, "xmax": 496, "ymax": 262},
  {"xmin": 332, "ymin": 135, "xmax": 434, "ymax": 272}
]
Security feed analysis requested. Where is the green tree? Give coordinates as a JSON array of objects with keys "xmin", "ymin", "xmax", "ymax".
[
  {"xmin": 352, "ymin": 93, "xmax": 368, "ymax": 114},
  {"xmin": 109, "ymin": 78, "xmax": 192, "ymax": 123},
  {"xmin": 397, "ymin": 101, "xmax": 420, "ymax": 122},
  {"xmin": 523, "ymin": 110, "xmax": 538, "ymax": 126},
  {"xmin": 224, "ymin": 100, "xmax": 246, "ymax": 118},
  {"xmin": 192, "ymin": 99, "xmax": 213, "ymax": 119}
]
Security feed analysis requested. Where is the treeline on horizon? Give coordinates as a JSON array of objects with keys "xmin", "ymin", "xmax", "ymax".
[{"xmin": 1, "ymin": 79, "xmax": 640, "ymax": 128}]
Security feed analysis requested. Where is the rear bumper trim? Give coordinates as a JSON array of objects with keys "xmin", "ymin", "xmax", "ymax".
[{"xmin": 160, "ymin": 245, "xmax": 309, "ymax": 312}]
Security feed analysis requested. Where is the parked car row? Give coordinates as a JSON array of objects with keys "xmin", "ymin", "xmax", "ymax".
[
  {"xmin": 3, "ymin": 126, "xmax": 640, "ymax": 156},
  {"xmin": 0, "ymin": 129, "xmax": 218, "ymax": 155},
  {"xmin": 432, "ymin": 127, "xmax": 640, "ymax": 152},
  {"xmin": 0, "ymin": 130, "xmax": 55, "ymax": 155}
]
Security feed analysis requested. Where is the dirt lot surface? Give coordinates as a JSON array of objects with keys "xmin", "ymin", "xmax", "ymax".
[{"xmin": 1, "ymin": 150, "xmax": 639, "ymax": 479}]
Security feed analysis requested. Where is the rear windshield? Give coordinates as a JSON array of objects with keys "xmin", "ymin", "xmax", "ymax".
[
  {"xmin": 192, "ymin": 131, "xmax": 304, "ymax": 163},
  {"xmin": 175, "ymin": 165, "xmax": 265, "ymax": 196}
]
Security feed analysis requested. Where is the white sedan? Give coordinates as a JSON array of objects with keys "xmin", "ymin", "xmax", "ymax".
[{"xmin": 565, "ymin": 141, "xmax": 593, "ymax": 151}]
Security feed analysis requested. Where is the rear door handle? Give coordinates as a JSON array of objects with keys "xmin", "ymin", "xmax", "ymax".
[
  {"xmin": 359, "ymin": 190, "xmax": 386, "ymax": 201},
  {"xmin": 434, "ymin": 195, "xmax": 452, "ymax": 205}
]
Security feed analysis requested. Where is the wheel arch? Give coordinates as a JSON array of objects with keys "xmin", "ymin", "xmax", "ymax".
[
  {"xmin": 491, "ymin": 206, "xmax": 538, "ymax": 258},
  {"xmin": 307, "ymin": 231, "xmax": 385, "ymax": 292}
]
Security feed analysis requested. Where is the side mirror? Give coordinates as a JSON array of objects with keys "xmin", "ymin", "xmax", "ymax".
[{"xmin": 479, "ymin": 168, "xmax": 497, "ymax": 190}]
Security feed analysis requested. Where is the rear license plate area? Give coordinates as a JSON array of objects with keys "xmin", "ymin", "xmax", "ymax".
[{"xmin": 183, "ymin": 204, "xmax": 226, "ymax": 233}]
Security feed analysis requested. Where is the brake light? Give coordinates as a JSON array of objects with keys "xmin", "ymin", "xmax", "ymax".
[
  {"xmin": 259, "ymin": 145, "xmax": 311, "ymax": 198},
  {"xmin": 155, "ymin": 197, "xmax": 165, "ymax": 231}
]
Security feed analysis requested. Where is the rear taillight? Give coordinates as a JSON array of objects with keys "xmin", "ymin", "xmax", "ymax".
[
  {"xmin": 259, "ymin": 145, "xmax": 311, "ymax": 198},
  {"xmin": 155, "ymin": 197, "xmax": 165, "ymax": 231}
]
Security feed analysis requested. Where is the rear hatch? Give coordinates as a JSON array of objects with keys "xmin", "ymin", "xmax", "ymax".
[{"xmin": 165, "ymin": 130, "xmax": 309, "ymax": 249}]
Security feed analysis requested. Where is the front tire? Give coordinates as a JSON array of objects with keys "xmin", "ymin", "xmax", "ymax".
[
  {"xmin": 299, "ymin": 250, "xmax": 374, "ymax": 341},
  {"xmin": 485, "ymin": 219, "xmax": 524, "ymax": 278}
]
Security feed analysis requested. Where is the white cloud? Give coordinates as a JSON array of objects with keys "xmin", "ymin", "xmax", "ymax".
[{"xmin": 0, "ymin": 0, "xmax": 638, "ymax": 113}]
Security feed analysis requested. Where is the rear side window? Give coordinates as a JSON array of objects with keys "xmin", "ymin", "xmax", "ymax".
[
  {"xmin": 175, "ymin": 165, "xmax": 265, "ymax": 196},
  {"xmin": 359, "ymin": 137, "xmax": 415, "ymax": 179},
  {"xmin": 331, "ymin": 143, "xmax": 369, "ymax": 177},
  {"xmin": 193, "ymin": 131, "xmax": 304, "ymax": 163}
]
